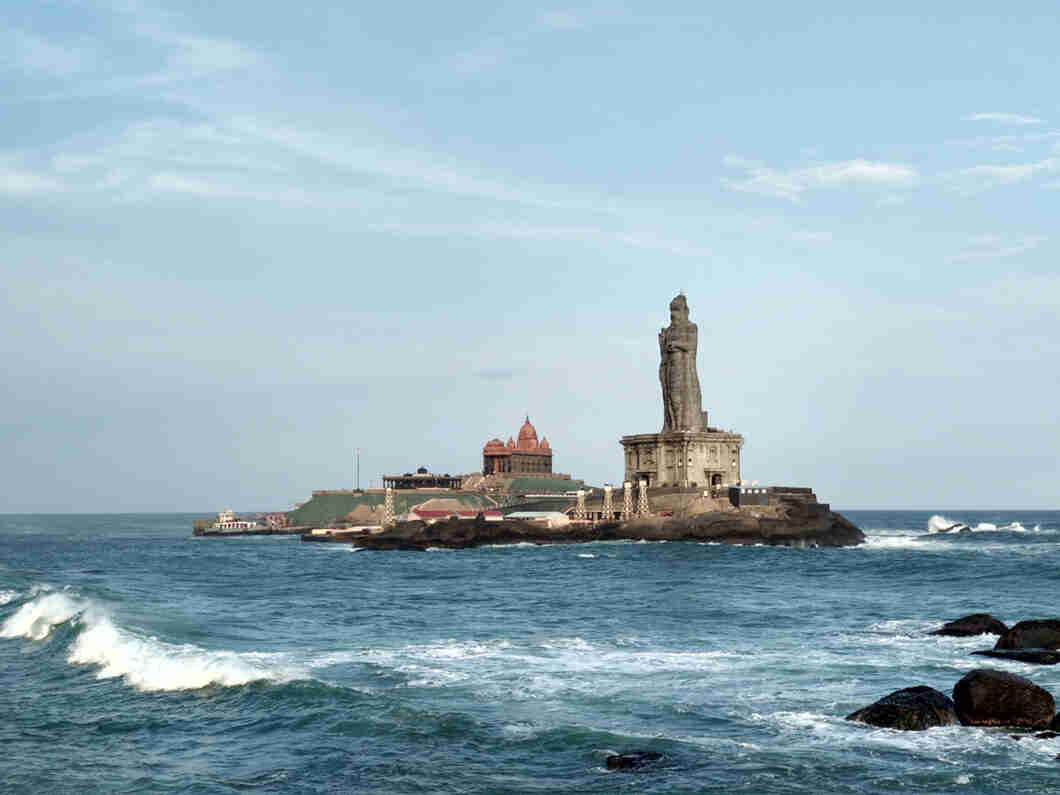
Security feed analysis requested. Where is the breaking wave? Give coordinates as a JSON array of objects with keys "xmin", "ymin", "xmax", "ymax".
[
  {"xmin": 0, "ymin": 589, "xmax": 296, "ymax": 692},
  {"xmin": 927, "ymin": 515, "xmax": 1039, "ymax": 534}
]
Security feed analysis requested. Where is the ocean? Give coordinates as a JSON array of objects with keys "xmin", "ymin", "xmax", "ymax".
[{"xmin": 2, "ymin": 510, "xmax": 1059, "ymax": 793}]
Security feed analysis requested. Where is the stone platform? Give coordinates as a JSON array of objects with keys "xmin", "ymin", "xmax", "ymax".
[{"xmin": 620, "ymin": 430, "xmax": 743, "ymax": 489}]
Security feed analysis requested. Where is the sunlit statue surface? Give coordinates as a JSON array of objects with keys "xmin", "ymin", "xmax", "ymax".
[{"xmin": 658, "ymin": 294, "xmax": 703, "ymax": 432}]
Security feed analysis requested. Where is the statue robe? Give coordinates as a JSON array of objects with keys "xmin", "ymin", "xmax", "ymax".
[{"xmin": 659, "ymin": 320, "xmax": 703, "ymax": 432}]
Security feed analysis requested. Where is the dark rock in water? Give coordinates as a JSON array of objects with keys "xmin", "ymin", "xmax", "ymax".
[
  {"xmin": 1051, "ymin": 713, "xmax": 1060, "ymax": 732},
  {"xmin": 930, "ymin": 614, "xmax": 1008, "ymax": 637},
  {"xmin": 339, "ymin": 504, "xmax": 865, "ymax": 551},
  {"xmin": 972, "ymin": 648, "xmax": 1060, "ymax": 665},
  {"xmin": 952, "ymin": 669, "xmax": 1056, "ymax": 728},
  {"xmin": 845, "ymin": 686, "xmax": 959, "ymax": 731},
  {"xmin": 1011, "ymin": 731, "xmax": 1060, "ymax": 740},
  {"xmin": 995, "ymin": 620, "xmax": 1060, "ymax": 651},
  {"xmin": 605, "ymin": 751, "xmax": 664, "ymax": 771}
]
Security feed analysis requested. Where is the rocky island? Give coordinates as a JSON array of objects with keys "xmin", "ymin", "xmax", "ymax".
[
  {"xmin": 303, "ymin": 491, "xmax": 864, "ymax": 550},
  {"xmin": 214, "ymin": 293, "xmax": 866, "ymax": 549}
]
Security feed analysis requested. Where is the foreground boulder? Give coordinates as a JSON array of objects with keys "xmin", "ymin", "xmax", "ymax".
[
  {"xmin": 972, "ymin": 649, "xmax": 1060, "ymax": 665},
  {"xmin": 845, "ymin": 686, "xmax": 959, "ymax": 731},
  {"xmin": 605, "ymin": 751, "xmax": 663, "ymax": 771},
  {"xmin": 952, "ymin": 669, "xmax": 1055, "ymax": 728},
  {"xmin": 995, "ymin": 620, "xmax": 1060, "ymax": 651},
  {"xmin": 930, "ymin": 614, "xmax": 1008, "ymax": 637}
]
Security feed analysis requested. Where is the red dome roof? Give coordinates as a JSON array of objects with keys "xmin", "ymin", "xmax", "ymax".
[
  {"xmin": 540, "ymin": 437, "xmax": 550, "ymax": 450},
  {"xmin": 483, "ymin": 438, "xmax": 505, "ymax": 451},
  {"xmin": 517, "ymin": 417, "xmax": 539, "ymax": 450}
]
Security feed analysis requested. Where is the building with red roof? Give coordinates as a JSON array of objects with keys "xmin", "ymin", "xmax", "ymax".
[{"xmin": 482, "ymin": 417, "xmax": 554, "ymax": 475}]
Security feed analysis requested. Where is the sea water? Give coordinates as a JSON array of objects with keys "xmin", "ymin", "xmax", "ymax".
[{"xmin": 2, "ymin": 511, "xmax": 1059, "ymax": 793}]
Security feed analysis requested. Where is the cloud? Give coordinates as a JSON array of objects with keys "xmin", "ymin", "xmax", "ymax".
[
  {"xmin": 721, "ymin": 157, "xmax": 918, "ymax": 202},
  {"xmin": 5, "ymin": 29, "xmax": 96, "ymax": 77},
  {"xmin": 0, "ymin": 166, "xmax": 61, "ymax": 195},
  {"xmin": 371, "ymin": 220, "xmax": 713, "ymax": 257},
  {"xmin": 477, "ymin": 367, "xmax": 521, "ymax": 381},
  {"xmin": 963, "ymin": 112, "xmax": 1043, "ymax": 125},
  {"xmin": 953, "ymin": 157, "xmax": 1060, "ymax": 191},
  {"xmin": 538, "ymin": 10, "xmax": 585, "ymax": 30},
  {"xmin": 948, "ymin": 234, "xmax": 1046, "ymax": 262}
]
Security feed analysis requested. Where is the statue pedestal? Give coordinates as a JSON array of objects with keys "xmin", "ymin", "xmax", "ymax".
[{"xmin": 620, "ymin": 430, "xmax": 743, "ymax": 490}]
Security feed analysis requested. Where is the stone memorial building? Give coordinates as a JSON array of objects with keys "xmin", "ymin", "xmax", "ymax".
[
  {"xmin": 620, "ymin": 294, "xmax": 743, "ymax": 489},
  {"xmin": 482, "ymin": 417, "xmax": 554, "ymax": 475}
]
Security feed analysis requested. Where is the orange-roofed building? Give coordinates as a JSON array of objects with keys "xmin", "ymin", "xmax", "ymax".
[{"xmin": 483, "ymin": 417, "xmax": 554, "ymax": 475}]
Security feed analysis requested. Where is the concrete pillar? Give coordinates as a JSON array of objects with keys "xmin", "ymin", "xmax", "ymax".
[
  {"xmin": 623, "ymin": 481, "xmax": 632, "ymax": 519},
  {"xmin": 575, "ymin": 489, "xmax": 587, "ymax": 521},
  {"xmin": 383, "ymin": 487, "xmax": 395, "ymax": 528},
  {"xmin": 637, "ymin": 479, "xmax": 650, "ymax": 517},
  {"xmin": 602, "ymin": 485, "xmax": 613, "ymax": 520}
]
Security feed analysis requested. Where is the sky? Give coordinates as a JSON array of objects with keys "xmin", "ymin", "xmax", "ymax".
[{"xmin": 2, "ymin": 1, "xmax": 1058, "ymax": 512}]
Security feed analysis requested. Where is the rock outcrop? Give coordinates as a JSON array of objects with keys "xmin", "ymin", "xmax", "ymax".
[
  {"xmin": 994, "ymin": 620, "xmax": 1060, "ymax": 651},
  {"xmin": 930, "ymin": 614, "xmax": 1008, "ymax": 637},
  {"xmin": 952, "ymin": 669, "xmax": 1055, "ymax": 728},
  {"xmin": 845, "ymin": 686, "xmax": 959, "ymax": 731},
  {"xmin": 972, "ymin": 649, "xmax": 1060, "ymax": 665},
  {"xmin": 325, "ymin": 502, "xmax": 865, "ymax": 551},
  {"xmin": 605, "ymin": 751, "xmax": 664, "ymax": 771}
]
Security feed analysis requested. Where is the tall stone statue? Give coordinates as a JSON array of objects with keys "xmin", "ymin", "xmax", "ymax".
[{"xmin": 659, "ymin": 294, "xmax": 704, "ymax": 432}]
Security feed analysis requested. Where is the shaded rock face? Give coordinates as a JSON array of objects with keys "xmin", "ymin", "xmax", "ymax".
[
  {"xmin": 344, "ymin": 508, "xmax": 865, "ymax": 551},
  {"xmin": 605, "ymin": 751, "xmax": 663, "ymax": 771},
  {"xmin": 930, "ymin": 614, "xmax": 1008, "ymax": 637},
  {"xmin": 952, "ymin": 669, "xmax": 1056, "ymax": 728},
  {"xmin": 845, "ymin": 686, "xmax": 959, "ymax": 731},
  {"xmin": 994, "ymin": 620, "xmax": 1060, "ymax": 651},
  {"xmin": 972, "ymin": 649, "xmax": 1060, "ymax": 665}
]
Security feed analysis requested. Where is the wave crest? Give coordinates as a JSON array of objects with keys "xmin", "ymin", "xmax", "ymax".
[{"xmin": 1, "ymin": 589, "xmax": 296, "ymax": 692}]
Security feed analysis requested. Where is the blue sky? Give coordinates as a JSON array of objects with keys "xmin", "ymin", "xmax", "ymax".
[{"xmin": 3, "ymin": 1, "xmax": 1058, "ymax": 511}]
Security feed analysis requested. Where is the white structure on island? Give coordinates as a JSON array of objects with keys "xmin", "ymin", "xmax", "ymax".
[{"xmin": 212, "ymin": 510, "xmax": 261, "ymax": 531}]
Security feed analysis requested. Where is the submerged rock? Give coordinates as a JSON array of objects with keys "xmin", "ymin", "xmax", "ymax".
[
  {"xmin": 845, "ymin": 686, "xmax": 959, "ymax": 731},
  {"xmin": 995, "ymin": 620, "xmax": 1060, "ymax": 651},
  {"xmin": 972, "ymin": 649, "xmax": 1060, "ymax": 665},
  {"xmin": 605, "ymin": 751, "xmax": 664, "ymax": 771},
  {"xmin": 952, "ymin": 669, "xmax": 1056, "ymax": 729},
  {"xmin": 930, "ymin": 614, "xmax": 1008, "ymax": 637}
]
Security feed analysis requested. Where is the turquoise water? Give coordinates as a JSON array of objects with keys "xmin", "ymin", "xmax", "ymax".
[{"xmin": 2, "ymin": 511, "xmax": 1060, "ymax": 793}]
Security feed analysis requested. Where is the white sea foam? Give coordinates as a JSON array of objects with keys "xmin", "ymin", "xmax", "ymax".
[
  {"xmin": 0, "ymin": 589, "xmax": 18, "ymax": 606},
  {"xmin": 928, "ymin": 514, "xmax": 968, "ymax": 533},
  {"xmin": 1, "ymin": 590, "xmax": 296, "ymax": 692},
  {"xmin": 863, "ymin": 534, "xmax": 932, "ymax": 550},
  {"xmin": 577, "ymin": 553, "xmax": 596, "ymax": 558},
  {"xmin": 0, "ymin": 591, "xmax": 86, "ymax": 640}
]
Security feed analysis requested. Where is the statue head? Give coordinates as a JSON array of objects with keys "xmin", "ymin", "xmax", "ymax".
[{"xmin": 669, "ymin": 294, "xmax": 689, "ymax": 324}]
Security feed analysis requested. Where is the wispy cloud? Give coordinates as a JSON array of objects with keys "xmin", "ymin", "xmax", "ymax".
[
  {"xmin": 948, "ymin": 234, "xmax": 1046, "ymax": 263},
  {"xmin": 952, "ymin": 157, "xmax": 1060, "ymax": 191},
  {"xmin": 721, "ymin": 156, "xmax": 918, "ymax": 202},
  {"xmin": 371, "ymin": 220, "xmax": 713, "ymax": 258},
  {"xmin": 537, "ymin": 10, "xmax": 586, "ymax": 31},
  {"xmin": 439, "ymin": 7, "xmax": 623, "ymax": 77},
  {"xmin": 4, "ymin": 29, "xmax": 96, "ymax": 78},
  {"xmin": 963, "ymin": 112, "xmax": 1043, "ymax": 125},
  {"xmin": 0, "ymin": 165, "xmax": 61, "ymax": 195}
]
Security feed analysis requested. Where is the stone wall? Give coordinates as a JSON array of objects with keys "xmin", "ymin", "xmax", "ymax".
[{"xmin": 621, "ymin": 431, "xmax": 743, "ymax": 488}]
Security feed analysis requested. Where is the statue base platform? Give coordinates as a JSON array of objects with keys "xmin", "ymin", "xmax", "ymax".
[{"xmin": 620, "ymin": 429, "xmax": 743, "ymax": 490}]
